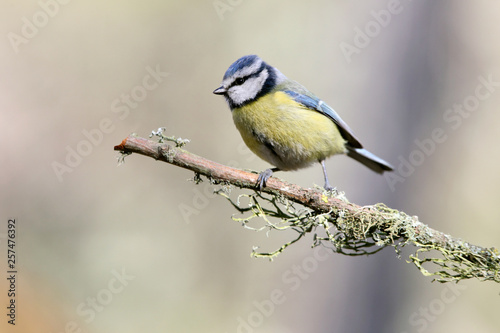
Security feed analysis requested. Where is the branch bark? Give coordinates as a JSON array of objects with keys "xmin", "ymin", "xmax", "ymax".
[{"xmin": 114, "ymin": 134, "xmax": 500, "ymax": 283}]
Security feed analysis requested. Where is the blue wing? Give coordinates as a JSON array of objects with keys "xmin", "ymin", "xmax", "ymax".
[{"xmin": 284, "ymin": 90, "xmax": 363, "ymax": 148}]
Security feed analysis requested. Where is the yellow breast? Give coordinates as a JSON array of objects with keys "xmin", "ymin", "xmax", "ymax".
[{"xmin": 232, "ymin": 91, "xmax": 347, "ymax": 170}]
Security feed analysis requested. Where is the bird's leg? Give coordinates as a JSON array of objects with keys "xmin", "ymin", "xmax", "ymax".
[
  {"xmin": 256, "ymin": 167, "xmax": 280, "ymax": 190},
  {"xmin": 320, "ymin": 160, "xmax": 335, "ymax": 191}
]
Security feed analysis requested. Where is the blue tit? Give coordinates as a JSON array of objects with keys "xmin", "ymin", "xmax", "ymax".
[{"xmin": 213, "ymin": 55, "xmax": 393, "ymax": 190}]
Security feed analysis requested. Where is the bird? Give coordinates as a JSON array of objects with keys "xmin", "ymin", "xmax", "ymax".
[{"xmin": 213, "ymin": 55, "xmax": 393, "ymax": 190}]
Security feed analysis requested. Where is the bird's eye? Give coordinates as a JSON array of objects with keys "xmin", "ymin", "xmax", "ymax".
[{"xmin": 235, "ymin": 77, "xmax": 246, "ymax": 85}]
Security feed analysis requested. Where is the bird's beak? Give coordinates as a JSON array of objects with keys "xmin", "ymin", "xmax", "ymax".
[{"xmin": 213, "ymin": 86, "xmax": 227, "ymax": 95}]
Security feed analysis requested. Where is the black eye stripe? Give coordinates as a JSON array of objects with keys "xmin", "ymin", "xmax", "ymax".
[
  {"xmin": 234, "ymin": 77, "xmax": 246, "ymax": 85},
  {"xmin": 230, "ymin": 75, "xmax": 251, "ymax": 87},
  {"xmin": 229, "ymin": 64, "xmax": 266, "ymax": 88}
]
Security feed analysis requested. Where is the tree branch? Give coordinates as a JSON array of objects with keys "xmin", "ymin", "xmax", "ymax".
[{"xmin": 114, "ymin": 134, "xmax": 500, "ymax": 283}]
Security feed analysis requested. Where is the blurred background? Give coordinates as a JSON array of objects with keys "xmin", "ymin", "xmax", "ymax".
[{"xmin": 1, "ymin": 1, "xmax": 500, "ymax": 332}]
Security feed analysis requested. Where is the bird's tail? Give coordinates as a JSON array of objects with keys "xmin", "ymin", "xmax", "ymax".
[{"xmin": 346, "ymin": 146, "xmax": 393, "ymax": 174}]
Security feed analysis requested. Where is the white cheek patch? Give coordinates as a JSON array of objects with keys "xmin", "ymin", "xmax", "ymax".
[
  {"xmin": 227, "ymin": 69, "xmax": 269, "ymax": 106},
  {"xmin": 227, "ymin": 86, "xmax": 245, "ymax": 106},
  {"xmin": 248, "ymin": 69, "xmax": 269, "ymax": 91}
]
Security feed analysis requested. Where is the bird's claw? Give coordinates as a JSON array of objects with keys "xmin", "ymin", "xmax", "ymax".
[
  {"xmin": 324, "ymin": 185, "xmax": 337, "ymax": 193},
  {"xmin": 256, "ymin": 168, "xmax": 274, "ymax": 190}
]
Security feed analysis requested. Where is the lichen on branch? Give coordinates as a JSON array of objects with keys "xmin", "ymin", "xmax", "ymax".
[{"xmin": 114, "ymin": 134, "xmax": 500, "ymax": 283}]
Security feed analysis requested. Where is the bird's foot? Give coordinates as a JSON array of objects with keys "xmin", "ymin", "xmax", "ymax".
[
  {"xmin": 256, "ymin": 168, "xmax": 274, "ymax": 190},
  {"xmin": 323, "ymin": 181, "xmax": 337, "ymax": 193}
]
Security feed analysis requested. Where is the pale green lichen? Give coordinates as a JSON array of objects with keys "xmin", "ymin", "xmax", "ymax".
[{"xmin": 217, "ymin": 189, "xmax": 500, "ymax": 283}]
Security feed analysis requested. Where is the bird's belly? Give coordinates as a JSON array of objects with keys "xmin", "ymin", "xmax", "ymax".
[{"xmin": 232, "ymin": 93, "xmax": 347, "ymax": 170}]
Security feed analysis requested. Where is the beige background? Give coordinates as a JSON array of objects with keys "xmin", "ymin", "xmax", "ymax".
[{"xmin": 1, "ymin": 1, "xmax": 500, "ymax": 332}]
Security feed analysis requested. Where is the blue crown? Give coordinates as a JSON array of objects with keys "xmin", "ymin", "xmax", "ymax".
[{"xmin": 223, "ymin": 55, "xmax": 260, "ymax": 80}]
